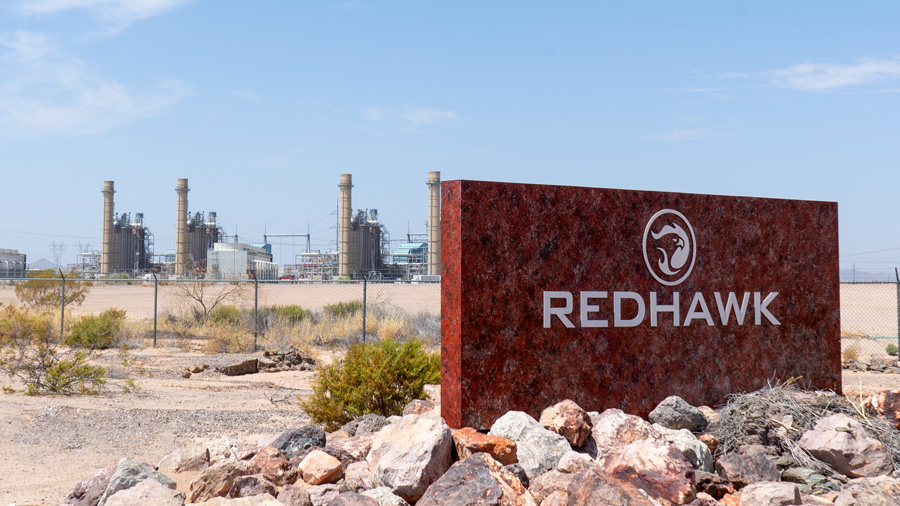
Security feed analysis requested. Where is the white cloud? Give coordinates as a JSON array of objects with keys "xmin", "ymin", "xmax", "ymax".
[
  {"xmin": 17, "ymin": 0, "xmax": 194, "ymax": 29},
  {"xmin": 0, "ymin": 30, "xmax": 192, "ymax": 136},
  {"xmin": 362, "ymin": 105, "xmax": 459, "ymax": 132},
  {"xmin": 768, "ymin": 58, "xmax": 900, "ymax": 92},
  {"xmin": 645, "ymin": 128, "xmax": 726, "ymax": 142}
]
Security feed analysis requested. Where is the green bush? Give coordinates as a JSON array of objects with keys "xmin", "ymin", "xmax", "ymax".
[
  {"xmin": 887, "ymin": 343, "xmax": 899, "ymax": 357},
  {"xmin": 266, "ymin": 305, "xmax": 307, "ymax": 323},
  {"xmin": 324, "ymin": 300, "xmax": 363, "ymax": 318},
  {"xmin": 209, "ymin": 304, "xmax": 242, "ymax": 325},
  {"xmin": 66, "ymin": 309, "xmax": 126, "ymax": 349},
  {"xmin": 301, "ymin": 337, "xmax": 440, "ymax": 431}
]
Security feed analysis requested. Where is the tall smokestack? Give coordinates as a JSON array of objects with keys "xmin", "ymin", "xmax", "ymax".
[
  {"xmin": 427, "ymin": 171, "xmax": 441, "ymax": 276},
  {"xmin": 101, "ymin": 181, "xmax": 116, "ymax": 275},
  {"xmin": 338, "ymin": 174, "xmax": 353, "ymax": 278},
  {"xmin": 175, "ymin": 178, "xmax": 190, "ymax": 276}
]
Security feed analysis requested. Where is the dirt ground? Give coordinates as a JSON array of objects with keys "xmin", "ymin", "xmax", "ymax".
[{"xmin": 0, "ymin": 348, "xmax": 897, "ymax": 506}]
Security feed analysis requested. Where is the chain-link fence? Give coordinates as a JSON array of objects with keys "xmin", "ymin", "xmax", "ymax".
[
  {"xmin": 0, "ymin": 276, "xmax": 440, "ymax": 352},
  {"xmin": 840, "ymin": 277, "xmax": 900, "ymax": 363}
]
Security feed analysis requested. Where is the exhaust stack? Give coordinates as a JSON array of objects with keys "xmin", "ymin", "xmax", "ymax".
[
  {"xmin": 175, "ymin": 178, "xmax": 189, "ymax": 275},
  {"xmin": 427, "ymin": 171, "xmax": 441, "ymax": 276},
  {"xmin": 101, "ymin": 181, "xmax": 116, "ymax": 275},
  {"xmin": 338, "ymin": 174, "xmax": 353, "ymax": 278}
]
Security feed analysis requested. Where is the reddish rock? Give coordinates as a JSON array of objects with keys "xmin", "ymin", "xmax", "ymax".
[
  {"xmin": 307, "ymin": 484, "xmax": 340, "ymax": 506},
  {"xmin": 864, "ymin": 390, "xmax": 900, "ymax": 428},
  {"xmin": 188, "ymin": 460, "xmax": 252, "ymax": 502},
  {"xmin": 328, "ymin": 492, "xmax": 379, "ymax": 506},
  {"xmin": 603, "ymin": 439, "xmax": 696, "ymax": 505},
  {"xmin": 833, "ymin": 475, "xmax": 900, "ymax": 505},
  {"xmin": 403, "ymin": 399, "xmax": 436, "ymax": 415},
  {"xmin": 299, "ymin": 449, "xmax": 344, "ymax": 485},
  {"xmin": 541, "ymin": 491, "xmax": 568, "ymax": 506},
  {"xmin": 250, "ymin": 446, "xmax": 297, "ymax": 486},
  {"xmin": 103, "ymin": 478, "xmax": 185, "ymax": 506},
  {"xmin": 452, "ymin": 427, "xmax": 518, "ymax": 465},
  {"xmin": 698, "ymin": 434, "xmax": 720, "ymax": 456},
  {"xmin": 527, "ymin": 470, "xmax": 575, "ymax": 504},
  {"xmin": 327, "ymin": 432, "xmax": 376, "ymax": 465},
  {"xmin": 227, "ymin": 474, "xmax": 278, "ymax": 498},
  {"xmin": 738, "ymin": 481, "xmax": 801, "ymax": 505},
  {"xmin": 417, "ymin": 453, "xmax": 535, "ymax": 506},
  {"xmin": 715, "ymin": 452, "xmax": 780, "ymax": 489},
  {"xmin": 587, "ymin": 409, "xmax": 669, "ymax": 463},
  {"xmin": 720, "ymin": 493, "xmax": 741, "ymax": 506},
  {"xmin": 538, "ymin": 399, "xmax": 593, "ymax": 449},
  {"xmin": 555, "ymin": 451, "xmax": 600, "ymax": 474},
  {"xmin": 565, "ymin": 469, "xmax": 659, "ymax": 506},
  {"xmin": 344, "ymin": 461, "xmax": 376, "ymax": 491},
  {"xmin": 694, "ymin": 470, "xmax": 735, "ymax": 500},
  {"xmin": 798, "ymin": 413, "xmax": 893, "ymax": 478},
  {"xmin": 66, "ymin": 463, "xmax": 116, "ymax": 506},
  {"xmin": 687, "ymin": 492, "xmax": 721, "ymax": 506},
  {"xmin": 217, "ymin": 359, "xmax": 258, "ymax": 376},
  {"xmin": 277, "ymin": 483, "xmax": 312, "ymax": 506}
]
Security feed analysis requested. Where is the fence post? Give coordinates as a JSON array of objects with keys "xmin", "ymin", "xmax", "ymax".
[
  {"xmin": 152, "ymin": 272, "xmax": 158, "ymax": 348},
  {"xmin": 362, "ymin": 276, "xmax": 367, "ymax": 342},
  {"xmin": 895, "ymin": 268, "xmax": 899, "ymax": 363},
  {"xmin": 251, "ymin": 271, "xmax": 259, "ymax": 353},
  {"xmin": 58, "ymin": 269, "xmax": 65, "ymax": 338}
]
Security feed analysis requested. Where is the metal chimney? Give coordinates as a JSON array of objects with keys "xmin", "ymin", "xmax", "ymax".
[
  {"xmin": 101, "ymin": 181, "xmax": 116, "ymax": 275},
  {"xmin": 338, "ymin": 174, "xmax": 353, "ymax": 278},
  {"xmin": 175, "ymin": 178, "xmax": 190, "ymax": 275},
  {"xmin": 427, "ymin": 171, "xmax": 441, "ymax": 276}
]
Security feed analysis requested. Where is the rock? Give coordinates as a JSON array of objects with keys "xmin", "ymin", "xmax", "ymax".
[
  {"xmin": 555, "ymin": 450, "xmax": 601, "ymax": 474},
  {"xmin": 277, "ymin": 484, "xmax": 312, "ymax": 506},
  {"xmin": 424, "ymin": 384, "xmax": 441, "ymax": 405},
  {"xmin": 327, "ymin": 430, "xmax": 351, "ymax": 445},
  {"xmin": 299, "ymin": 449, "xmax": 344, "ymax": 485},
  {"xmin": 585, "ymin": 408, "xmax": 669, "ymax": 463},
  {"xmin": 603, "ymin": 439, "xmax": 696, "ymax": 505},
  {"xmin": 737, "ymin": 481, "xmax": 801, "ymax": 505},
  {"xmin": 237, "ymin": 448, "xmax": 257, "ymax": 461},
  {"xmin": 403, "ymin": 399, "xmax": 435, "ymax": 415},
  {"xmin": 192, "ymin": 493, "xmax": 283, "ymax": 505},
  {"xmin": 798, "ymin": 413, "xmax": 894, "ymax": 478},
  {"xmin": 327, "ymin": 432, "xmax": 376, "ymax": 464},
  {"xmin": 103, "ymin": 479, "xmax": 185, "ymax": 506},
  {"xmin": 183, "ymin": 370, "xmax": 192, "ymax": 378},
  {"xmin": 649, "ymin": 396, "xmax": 709, "ymax": 432},
  {"xmin": 505, "ymin": 463, "xmax": 529, "ymax": 489},
  {"xmin": 488, "ymin": 411, "xmax": 571, "ymax": 480},
  {"xmin": 366, "ymin": 413, "xmax": 453, "ymax": 503},
  {"xmin": 66, "ymin": 463, "xmax": 116, "ymax": 506},
  {"xmin": 328, "ymin": 492, "xmax": 379, "ymax": 506},
  {"xmin": 653, "ymin": 424, "xmax": 714, "ymax": 472},
  {"xmin": 190, "ymin": 364, "xmax": 206, "ymax": 373},
  {"xmin": 206, "ymin": 438, "xmax": 240, "ymax": 465},
  {"xmin": 540, "ymin": 491, "xmax": 568, "ymax": 506},
  {"xmin": 343, "ymin": 413, "xmax": 389, "ymax": 437},
  {"xmin": 565, "ymin": 469, "xmax": 660, "ymax": 506},
  {"xmin": 801, "ymin": 494, "xmax": 835, "ymax": 506},
  {"xmin": 781, "ymin": 467, "xmax": 826, "ymax": 490},
  {"xmin": 715, "ymin": 452, "xmax": 780, "ymax": 489},
  {"xmin": 452, "ymin": 427, "xmax": 518, "ymax": 465},
  {"xmin": 698, "ymin": 434, "xmax": 720, "ymax": 457},
  {"xmin": 98, "ymin": 458, "xmax": 177, "ymax": 506},
  {"xmin": 538, "ymin": 399, "xmax": 593, "ymax": 449},
  {"xmin": 217, "ymin": 359, "xmax": 258, "ymax": 376},
  {"xmin": 417, "ymin": 452, "xmax": 536, "ymax": 506},
  {"xmin": 188, "ymin": 460, "xmax": 252, "ymax": 503},
  {"xmin": 698, "ymin": 407, "xmax": 720, "ymax": 428},
  {"xmin": 227, "ymin": 474, "xmax": 278, "ymax": 498},
  {"xmin": 250, "ymin": 446, "xmax": 297, "ymax": 486},
  {"xmin": 158, "ymin": 446, "xmax": 211, "ymax": 492},
  {"xmin": 307, "ymin": 484, "xmax": 341, "ymax": 506},
  {"xmin": 274, "ymin": 426, "xmax": 327, "ymax": 458},
  {"xmin": 360, "ymin": 487, "xmax": 410, "ymax": 506},
  {"xmin": 344, "ymin": 461, "xmax": 376, "ymax": 490},
  {"xmin": 694, "ymin": 471, "xmax": 735, "ymax": 500},
  {"xmin": 527, "ymin": 470, "xmax": 574, "ymax": 504},
  {"xmin": 688, "ymin": 491, "xmax": 721, "ymax": 506},
  {"xmin": 834, "ymin": 475, "xmax": 900, "ymax": 505}
]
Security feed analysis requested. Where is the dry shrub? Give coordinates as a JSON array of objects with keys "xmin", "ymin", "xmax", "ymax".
[
  {"xmin": 842, "ymin": 343, "xmax": 860, "ymax": 362},
  {"xmin": 201, "ymin": 321, "xmax": 254, "ymax": 353}
]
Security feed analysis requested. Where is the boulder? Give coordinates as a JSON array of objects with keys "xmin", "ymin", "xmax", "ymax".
[
  {"xmin": 327, "ymin": 432, "xmax": 376, "ymax": 464},
  {"xmin": 715, "ymin": 452, "xmax": 780, "ymax": 489},
  {"xmin": 555, "ymin": 450, "xmax": 601, "ymax": 474},
  {"xmin": 540, "ymin": 491, "xmax": 568, "ymax": 506},
  {"xmin": 157, "ymin": 446, "xmax": 210, "ymax": 482},
  {"xmin": 452, "ymin": 427, "xmax": 518, "ymax": 465},
  {"xmin": 798, "ymin": 413, "xmax": 893, "ymax": 478},
  {"xmin": 603, "ymin": 439, "xmax": 696, "ymax": 505},
  {"xmin": 345, "ymin": 461, "xmax": 376, "ymax": 490},
  {"xmin": 250, "ymin": 446, "xmax": 297, "ymax": 486},
  {"xmin": 274, "ymin": 426, "xmax": 327, "ymax": 458},
  {"xmin": 565, "ymin": 469, "xmax": 660, "ymax": 506},
  {"xmin": 737, "ymin": 481, "xmax": 801, "ymax": 506},
  {"xmin": 417, "ymin": 453, "xmax": 536, "ymax": 506},
  {"xmin": 424, "ymin": 384, "xmax": 441, "ymax": 405},
  {"xmin": 366, "ymin": 413, "xmax": 453, "ymax": 503},
  {"xmin": 277, "ymin": 484, "xmax": 312, "ymax": 506},
  {"xmin": 653, "ymin": 424, "xmax": 714, "ymax": 472},
  {"xmin": 360, "ymin": 487, "xmax": 410, "ymax": 506},
  {"xmin": 343, "ymin": 413, "xmax": 389, "ymax": 437},
  {"xmin": 698, "ymin": 407, "xmax": 720, "ymax": 428},
  {"xmin": 488, "ymin": 411, "xmax": 571, "ymax": 480},
  {"xmin": 66, "ymin": 463, "xmax": 116, "ymax": 506},
  {"xmin": 403, "ymin": 399, "xmax": 436, "ymax": 416},
  {"xmin": 217, "ymin": 359, "xmax": 258, "ymax": 376},
  {"xmin": 188, "ymin": 460, "xmax": 252, "ymax": 503},
  {"xmin": 98, "ymin": 458, "xmax": 177, "ymax": 506},
  {"xmin": 192, "ymin": 493, "xmax": 283, "ymax": 505},
  {"xmin": 694, "ymin": 470, "xmax": 734, "ymax": 500},
  {"xmin": 697, "ymin": 434, "xmax": 720, "ymax": 457},
  {"xmin": 688, "ymin": 492, "xmax": 721, "ymax": 506},
  {"xmin": 802, "ymin": 494, "xmax": 836, "ymax": 506},
  {"xmin": 328, "ymin": 492, "xmax": 379, "ymax": 506},
  {"xmin": 103, "ymin": 479, "xmax": 185, "ymax": 506},
  {"xmin": 299, "ymin": 449, "xmax": 344, "ymax": 485},
  {"xmin": 834, "ymin": 475, "xmax": 900, "ymax": 506},
  {"xmin": 527, "ymin": 470, "xmax": 574, "ymax": 504},
  {"xmin": 505, "ymin": 463, "xmax": 529, "ymax": 489},
  {"xmin": 307, "ymin": 484, "xmax": 341, "ymax": 506},
  {"xmin": 648, "ymin": 396, "xmax": 708, "ymax": 432},
  {"xmin": 864, "ymin": 390, "xmax": 900, "ymax": 429},
  {"xmin": 538, "ymin": 399, "xmax": 593, "ymax": 449},
  {"xmin": 227, "ymin": 474, "xmax": 278, "ymax": 498},
  {"xmin": 206, "ymin": 438, "xmax": 240, "ymax": 465},
  {"xmin": 585, "ymin": 408, "xmax": 669, "ymax": 464}
]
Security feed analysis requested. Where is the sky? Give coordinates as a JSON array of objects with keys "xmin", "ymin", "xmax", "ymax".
[{"xmin": 0, "ymin": 1, "xmax": 898, "ymax": 274}]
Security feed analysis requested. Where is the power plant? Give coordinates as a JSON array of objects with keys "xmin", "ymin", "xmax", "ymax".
[{"xmin": 83, "ymin": 173, "xmax": 441, "ymax": 280}]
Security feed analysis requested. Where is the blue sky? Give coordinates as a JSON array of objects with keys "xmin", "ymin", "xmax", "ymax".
[{"xmin": 0, "ymin": 1, "xmax": 898, "ymax": 272}]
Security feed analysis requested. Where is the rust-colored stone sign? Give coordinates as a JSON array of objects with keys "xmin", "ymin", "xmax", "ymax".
[{"xmin": 440, "ymin": 180, "xmax": 840, "ymax": 430}]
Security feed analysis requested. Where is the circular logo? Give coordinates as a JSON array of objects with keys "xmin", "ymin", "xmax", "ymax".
[{"xmin": 642, "ymin": 209, "xmax": 696, "ymax": 286}]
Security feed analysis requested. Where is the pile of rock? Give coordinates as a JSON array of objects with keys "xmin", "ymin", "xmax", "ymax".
[
  {"xmin": 59, "ymin": 389, "xmax": 900, "ymax": 506},
  {"xmin": 842, "ymin": 356, "xmax": 900, "ymax": 373},
  {"xmin": 259, "ymin": 347, "xmax": 317, "ymax": 373}
]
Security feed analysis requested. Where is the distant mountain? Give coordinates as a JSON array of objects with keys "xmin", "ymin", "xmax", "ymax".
[
  {"xmin": 840, "ymin": 268, "xmax": 898, "ymax": 283},
  {"xmin": 28, "ymin": 258, "xmax": 56, "ymax": 270}
]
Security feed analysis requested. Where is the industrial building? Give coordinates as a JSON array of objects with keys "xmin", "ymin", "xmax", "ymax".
[
  {"xmin": 0, "ymin": 249, "xmax": 27, "ymax": 278},
  {"xmin": 175, "ymin": 179, "xmax": 223, "ymax": 275},
  {"xmin": 100, "ymin": 181, "xmax": 154, "ymax": 275},
  {"xmin": 206, "ymin": 242, "xmax": 277, "ymax": 280}
]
